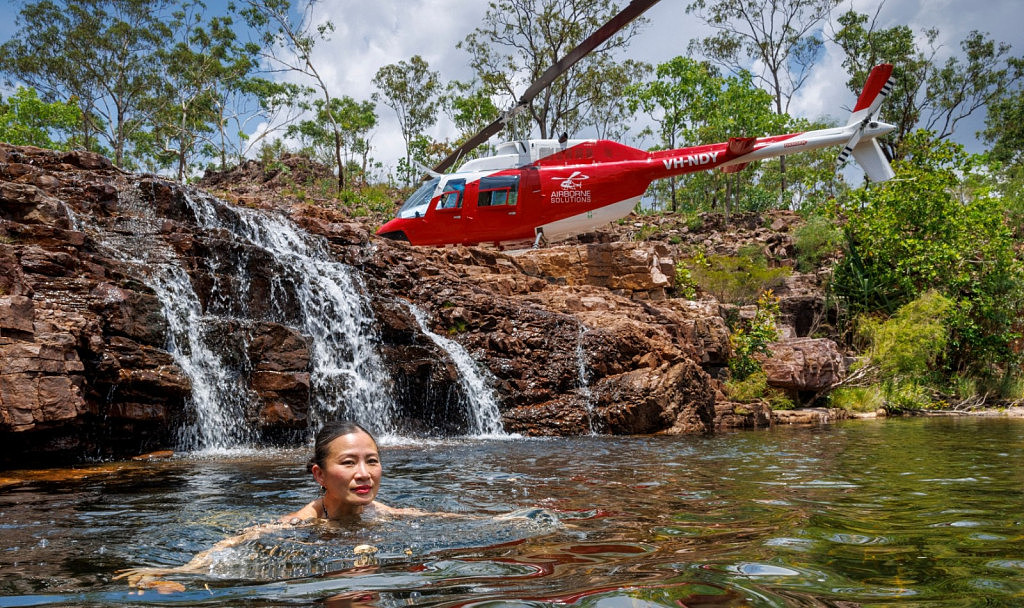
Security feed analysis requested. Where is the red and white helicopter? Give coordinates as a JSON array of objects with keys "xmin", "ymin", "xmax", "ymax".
[{"xmin": 377, "ymin": 0, "xmax": 896, "ymax": 248}]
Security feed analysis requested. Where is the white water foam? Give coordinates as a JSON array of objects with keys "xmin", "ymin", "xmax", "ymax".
[{"xmin": 406, "ymin": 302, "xmax": 506, "ymax": 437}]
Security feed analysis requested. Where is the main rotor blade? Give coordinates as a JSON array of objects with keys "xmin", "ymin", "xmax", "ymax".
[{"xmin": 433, "ymin": 0, "xmax": 661, "ymax": 173}]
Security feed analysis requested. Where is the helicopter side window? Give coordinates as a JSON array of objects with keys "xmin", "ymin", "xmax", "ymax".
[
  {"xmin": 477, "ymin": 175, "xmax": 518, "ymax": 208},
  {"xmin": 437, "ymin": 179, "xmax": 465, "ymax": 209}
]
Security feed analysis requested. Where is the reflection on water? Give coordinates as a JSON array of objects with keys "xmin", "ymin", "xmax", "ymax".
[{"xmin": 1, "ymin": 417, "xmax": 1023, "ymax": 607}]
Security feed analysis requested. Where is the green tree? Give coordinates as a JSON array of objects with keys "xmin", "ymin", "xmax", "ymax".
[
  {"xmin": 459, "ymin": 0, "xmax": 647, "ymax": 140},
  {"xmin": 372, "ymin": 56, "xmax": 441, "ymax": 186},
  {"xmin": 441, "ymin": 79, "xmax": 501, "ymax": 162},
  {"xmin": 982, "ymin": 58, "xmax": 1024, "ymax": 167},
  {"xmin": 239, "ymin": 0, "xmax": 349, "ymax": 191},
  {"xmin": 580, "ymin": 57, "xmax": 650, "ymax": 140},
  {"xmin": 0, "ymin": 86, "xmax": 81, "ymax": 149},
  {"xmin": 0, "ymin": 0, "xmax": 172, "ymax": 167},
  {"xmin": 832, "ymin": 7, "xmax": 1024, "ymax": 158},
  {"xmin": 149, "ymin": 0, "xmax": 231, "ymax": 181},
  {"xmin": 831, "ymin": 131, "xmax": 1024, "ymax": 377},
  {"xmin": 626, "ymin": 57, "xmax": 784, "ymax": 213},
  {"xmin": 686, "ymin": 0, "xmax": 841, "ymax": 193},
  {"xmin": 287, "ymin": 96, "xmax": 377, "ymax": 187}
]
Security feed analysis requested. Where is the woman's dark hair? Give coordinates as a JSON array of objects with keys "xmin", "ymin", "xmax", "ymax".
[{"xmin": 307, "ymin": 421, "xmax": 378, "ymax": 472}]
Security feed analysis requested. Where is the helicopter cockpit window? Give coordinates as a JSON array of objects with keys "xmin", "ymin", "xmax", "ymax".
[
  {"xmin": 437, "ymin": 179, "xmax": 465, "ymax": 209},
  {"xmin": 477, "ymin": 175, "xmax": 519, "ymax": 207},
  {"xmin": 397, "ymin": 177, "xmax": 440, "ymax": 219}
]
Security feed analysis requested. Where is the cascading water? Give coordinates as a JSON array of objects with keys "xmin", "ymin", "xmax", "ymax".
[
  {"xmin": 407, "ymin": 303, "xmax": 505, "ymax": 437},
  {"xmin": 77, "ymin": 189, "xmax": 254, "ymax": 450},
  {"xmin": 576, "ymin": 323, "xmax": 596, "ymax": 434},
  {"xmin": 180, "ymin": 190, "xmax": 397, "ymax": 439},
  {"xmin": 83, "ymin": 182, "xmax": 397, "ymax": 450}
]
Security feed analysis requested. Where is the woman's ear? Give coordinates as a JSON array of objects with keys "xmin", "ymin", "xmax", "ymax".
[{"xmin": 311, "ymin": 464, "xmax": 324, "ymax": 487}]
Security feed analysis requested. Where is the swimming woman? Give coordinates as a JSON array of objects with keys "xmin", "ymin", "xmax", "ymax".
[
  {"xmin": 281, "ymin": 420, "xmax": 427, "ymax": 521},
  {"xmin": 116, "ymin": 421, "xmax": 426, "ymax": 586}
]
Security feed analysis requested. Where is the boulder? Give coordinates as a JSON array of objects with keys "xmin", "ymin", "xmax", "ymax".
[{"xmin": 759, "ymin": 338, "xmax": 846, "ymax": 393}]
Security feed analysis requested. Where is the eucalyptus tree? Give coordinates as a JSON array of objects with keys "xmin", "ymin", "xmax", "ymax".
[
  {"xmin": 832, "ymin": 6, "xmax": 1024, "ymax": 159},
  {"xmin": 459, "ymin": 0, "xmax": 648, "ymax": 141},
  {"xmin": 0, "ymin": 0, "xmax": 173, "ymax": 167},
  {"xmin": 582, "ymin": 57, "xmax": 650, "ymax": 140},
  {"xmin": 287, "ymin": 96, "xmax": 377, "ymax": 187},
  {"xmin": 150, "ymin": 1, "xmax": 229, "ymax": 181},
  {"xmin": 626, "ymin": 56, "xmax": 784, "ymax": 213},
  {"xmin": 983, "ymin": 59, "xmax": 1024, "ymax": 167},
  {"xmin": 238, "ymin": 0, "xmax": 349, "ymax": 190},
  {"xmin": 441, "ymin": 79, "xmax": 501, "ymax": 161},
  {"xmin": 372, "ymin": 56, "xmax": 441, "ymax": 186},
  {"xmin": 685, "ymin": 0, "xmax": 841, "ymax": 191}
]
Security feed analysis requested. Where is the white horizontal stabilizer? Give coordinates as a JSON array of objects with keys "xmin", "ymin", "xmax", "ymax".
[{"xmin": 851, "ymin": 139, "xmax": 895, "ymax": 183}]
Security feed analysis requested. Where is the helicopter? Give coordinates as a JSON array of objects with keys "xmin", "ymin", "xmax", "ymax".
[{"xmin": 376, "ymin": 0, "xmax": 896, "ymax": 249}]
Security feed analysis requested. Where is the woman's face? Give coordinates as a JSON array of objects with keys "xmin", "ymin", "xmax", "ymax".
[{"xmin": 312, "ymin": 431, "xmax": 382, "ymax": 515}]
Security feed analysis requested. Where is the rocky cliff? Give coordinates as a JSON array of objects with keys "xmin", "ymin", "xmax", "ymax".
[{"xmin": 0, "ymin": 145, "xmax": 845, "ymax": 466}]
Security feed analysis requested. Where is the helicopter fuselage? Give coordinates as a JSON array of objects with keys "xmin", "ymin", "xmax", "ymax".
[{"xmin": 376, "ymin": 116, "xmax": 893, "ymax": 248}]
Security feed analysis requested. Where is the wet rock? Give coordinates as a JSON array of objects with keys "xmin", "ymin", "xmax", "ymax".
[
  {"xmin": 772, "ymin": 407, "xmax": 849, "ymax": 425},
  {"xmin": 714, "ymin": 400, "xmax": 773, "ymax": 430}
]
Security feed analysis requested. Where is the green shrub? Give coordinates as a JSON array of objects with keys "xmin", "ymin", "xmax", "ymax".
[
  {"xmin": 830, "ymin": 386, "xmax": 885, "ymax": 413},
  {"xmin": 725, "ymin": 370, "xmax": 795, "ymax": 409},
  {"xmin": 793, "ymin": 215, "xmax": 843, "ymax": 272},
  {"xmin": 684, "ymin": 253, "xmax": 790, "ymax": 304},
  {"xmin": 726, "ymin": 371, "xmax": 769, "ymax": 401},
  {"xmin": 673, "ymin": 262, "xmax": 698, "ymax": 299},
  {"xmin": 858, "ymin": 290, "xmax": 953, "ymax": 382},
  {"xmin": 728, "ymin": 290, "xmax": 780, "ymax": 380},
  {"xmin": 831, "ymin": 131, "xmax": 1024, "ymax": 376}
]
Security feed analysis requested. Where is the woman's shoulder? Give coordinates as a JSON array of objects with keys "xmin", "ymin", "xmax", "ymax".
[
  {"xmin": 279, "ymin": 500, "xmax": 320, "ymax": 524},
  {"xmin": 370, "ymin": 500, "xmax": 430, "ymax": 517}
]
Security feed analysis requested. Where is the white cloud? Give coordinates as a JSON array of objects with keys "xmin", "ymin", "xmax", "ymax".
[{"xmin": 264, "ymin": 0, "xmax": 1022, "ymax": 167}]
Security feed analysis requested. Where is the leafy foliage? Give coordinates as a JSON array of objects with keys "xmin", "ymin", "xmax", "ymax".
[
  {"xmin": 0, "ymin": 0, "xmax": 173, "ymax": 167},
  {"xmin": 832, "ymin": 8, "xmax": 1024, "ymax": 159},
  {"xmin": 458, "ymin": 0, "xmax": 646, "ymax": 140},
  {"xmin": 683, "ymin": 250, "xmax": 790, "ymax": 304},
  {"xmin": 728, "ymin": 290, "xmax": 781, "ymax": 381},
  {"xmin": 0, "ymin": 86, "xmax": 81, "ymax": 149},
  {"xmin": 372, "ymin": 55, "xmax": 441, "ymax": 186},
  {"xmin": 793, "ymin": 214, "xmax": 843, "ymax": 272},
  {"xmin": 832, "ymin": 131, "xmax": 1024, "ymax": 377},
  {"xmin": 626, "ymin": 57, "xmax": 786, "ymax": 212},
  {"xmin": 287, "ymin": 96, "xmax": 377, "ymax": 187}
]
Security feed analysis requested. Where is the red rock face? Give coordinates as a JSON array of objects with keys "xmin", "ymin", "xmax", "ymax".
[{"xmin": 1, "ymin": 143, "xmax": 841, "ymax": 466}]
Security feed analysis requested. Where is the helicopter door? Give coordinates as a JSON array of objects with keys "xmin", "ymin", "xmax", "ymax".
[{"xmin": 474, "ymin": 175, "xmax": 520, "ymax": 242}]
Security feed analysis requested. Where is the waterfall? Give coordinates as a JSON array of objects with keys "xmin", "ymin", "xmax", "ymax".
[
  {"xmin": 406, "ymin": 303, "xmax": 505, "ymax": 437},
  {"xmin": 576, "ymin": 323, "xmax": 596, "ymax": 434},
  {"xmin": 83, "ymin": 182, "xmax": 396, "ymax": 450},
  {"xmin": 79, "ymin": 188, "xmax": 254, "ymax": 449},
  {"xmin": 180, "ymin": 191, "xmax": 397, "ymax": 439}
]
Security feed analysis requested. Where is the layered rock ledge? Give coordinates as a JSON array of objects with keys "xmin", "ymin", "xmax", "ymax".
[{"xmin": 1, "ymin": 144, "xmax": 844, "ymax": 465}]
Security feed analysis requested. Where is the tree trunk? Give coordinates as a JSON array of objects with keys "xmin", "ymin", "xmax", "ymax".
[{"xmin": 334, "ymin": 130, "xmax": 344, "ymax": 192}]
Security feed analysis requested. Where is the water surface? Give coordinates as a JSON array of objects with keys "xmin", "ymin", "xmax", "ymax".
[{"xmin": 1, "ymin": 417, "xmax": 1022, "ymax": 607}]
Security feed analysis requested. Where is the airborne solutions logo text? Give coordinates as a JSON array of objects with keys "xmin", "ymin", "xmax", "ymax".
[{"xmin": 551, "ymin": 171, "xmax": 592, "ymax": 204}]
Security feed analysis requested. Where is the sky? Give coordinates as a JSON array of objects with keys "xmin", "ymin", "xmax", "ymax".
[
  {"xmin": 296, "ymin": 0, "xmax": 1024, "ymax": 170},
  {"xmin": 2, "ymin": 0, "xmax": 1023, "ymax": 169}
]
